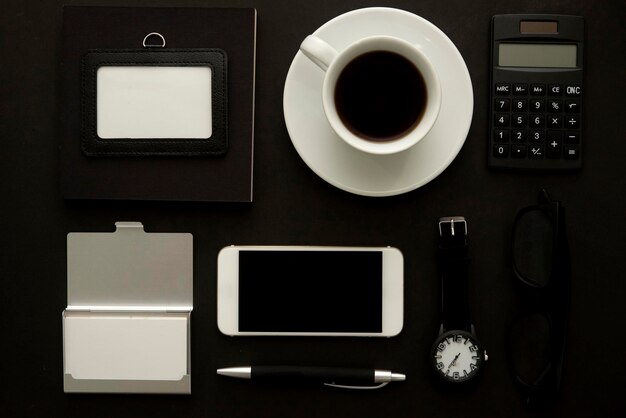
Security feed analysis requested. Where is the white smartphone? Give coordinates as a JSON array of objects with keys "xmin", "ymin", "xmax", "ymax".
[{"xmin": 217, "ymin": 246, "xmax": 403, "ymax": 337}]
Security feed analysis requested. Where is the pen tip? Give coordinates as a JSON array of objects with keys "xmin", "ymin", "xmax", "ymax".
[
  {"xmin": 216, "ymin": 366, "xmax": 252, "ymax": 379},
  {"xmin": 391, "ymin": 373, "xmax": 406, "ymax": 381}
]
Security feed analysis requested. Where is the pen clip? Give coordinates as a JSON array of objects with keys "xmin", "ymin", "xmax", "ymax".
[{"xmin": 323, "ymin": 382, "xmax": 389, "ymax": 390}]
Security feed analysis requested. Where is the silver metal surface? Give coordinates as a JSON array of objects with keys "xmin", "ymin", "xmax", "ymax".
[
  {"xmin": 326, "ymin": 370, "xmax": 405, "ymax": 389},
  {"xmin": 64, "ymin": 374, "xmax": 191, "ymax": 394},
  {"xmin": 143, "ymin": 32, "xmax": 166, "ymax": 48},
  {"xmin": 438, "ymin": 216, "xmax": 467, "ymax": 237},
  {"xmin": 216, "ymin": 367, "xmax": 252, "ymax": 379},
  {"xmin": 324, "ymin": 382, "xmax": 389, "ymax": 390},
  {"xmin": 67, "ymin": 222, "xmax": 193, "ymax": 309},
  {"xmin": 374, "ymin": 370, "xmax": 406, "ymax": 383},
  {"xmin": 63, "ymin": 222, "xmax": 193, "ymax": 394}
]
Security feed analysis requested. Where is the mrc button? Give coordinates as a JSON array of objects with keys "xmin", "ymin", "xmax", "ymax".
[{"xmin": 495, "ymin": 83, "xmax": 511, "ymax": 95}]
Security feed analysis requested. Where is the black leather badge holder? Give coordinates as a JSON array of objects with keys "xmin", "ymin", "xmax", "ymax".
[{"xmin": 81, "ymin": 39, "xmax": 227, "ymax": 157}]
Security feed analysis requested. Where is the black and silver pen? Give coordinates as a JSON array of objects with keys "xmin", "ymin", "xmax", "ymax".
[{"xmin": 216, "ymin": 366, "xmax": 406, "ymax": 389}]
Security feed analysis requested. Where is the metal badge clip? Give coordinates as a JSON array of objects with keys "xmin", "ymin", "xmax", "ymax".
[{"xmin": 143, "ymin": 32, "xmax": 166, "ymax": 48}]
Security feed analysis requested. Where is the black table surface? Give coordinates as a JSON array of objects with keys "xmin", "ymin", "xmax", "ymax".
[{"xmin": 2, "ymin": 0, "xmax": 625, "ymax": 417}]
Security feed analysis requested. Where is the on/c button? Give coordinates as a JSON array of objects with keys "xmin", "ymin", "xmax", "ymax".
[{"xmin": 565, "ymin": 85, "xmax": 582, "ymax": 96}]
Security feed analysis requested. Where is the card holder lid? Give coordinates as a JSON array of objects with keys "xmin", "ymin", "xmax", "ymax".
[{"xmin": 66, "ymin": 222, "xmax": 192, "ymax": 310}]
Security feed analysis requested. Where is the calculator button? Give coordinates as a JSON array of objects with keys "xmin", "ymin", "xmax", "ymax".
[
  {"xmin": 548, "ymin": 115, "xmax": 562, "ymax": 128},
  {"xmin": 549, "ymin": 85, "xmax": 563, "ymax": 96},
  {"xmin": 494, "ymin": 114, "xmax": 510, "ymax": 127},
  {"xmin": 511, "ymin": 145, "xmax": 527, "ymax": 158},
  {"xmin": 547, "ymin": 130, "xmax": 563, "ymax": 141},
  {"xmin": 546, "ymin": 142, "xmax": 562, "ymax": 159},
  {"xmin": 494, "ymin": 98, "xmax": 510, "ymax": 111},
  {"xmin": 565, "ymin": 132, "xmax": 580, "ymax": 143},
  {"xmin": 564, "ymin": 145, "xmax": 580, "ymax": 159},
  {"xmin": 511, "ymin": 130, "xmax": 527, "ymax": 142},
  {"xmin": 530, "ymin": 115, "xmax": 545, "ymax": 128},
  {"xmin": 529, "ymin": 145, "xmax": 545, "ymax": 159},
  {"xmin": 530, "ymin": 99, "xmax": 545, "ymax": 112},
  {"xmin": 494, "ymin": 129, "xmax": 509, "ymax": 142},
  {"xmin": 565, "ymin": 115, "xmax": 580, "ymax": 128},
  {"xmin": 493, "ymin": 144, "xmax": 509, "ymax": 157},
  {"xmin": 529, "ymin": 130, "xmax": 545, "ymax": 142},
  {"xmin": 565, "ymin": 100, "xmax": 581, "ymax": 113},
  {"xmin": 513, "ymin": 84, "xmax": 528, "ymax": 94},
  {"xmin": 512, "ymin": 99, "xmax": 527, "ymax": 112},
  {"xmin": 530, "ymin": 84, "xmax": 546, "ymax": 95},
  {"xmin": 547, "ymin": 99, "xmax": 562, "ymax": 112},
  {"xmin": 547, "ymin": 131, "xmax": 563, "ymax": 158},
  {"xmin": 511, "ymin": 114, "xmax": 527, "ymax": 128},
  {"xmin": 495, "ymin": 83, "xmax": 511, "ymax": 95},
  {"xmin": 565, "ymin": 85, "xmax": 582, "ymax": 96}
]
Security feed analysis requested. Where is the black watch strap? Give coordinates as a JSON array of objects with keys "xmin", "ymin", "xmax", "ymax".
[{"xmin": 438, "ymin": 217, "xmax": 471, "ymax": 332}]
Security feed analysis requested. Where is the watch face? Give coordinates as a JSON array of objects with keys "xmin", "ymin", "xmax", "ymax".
[{"xmin": 431, "ymin": 330, "xmax": 484, "ymax": 383}]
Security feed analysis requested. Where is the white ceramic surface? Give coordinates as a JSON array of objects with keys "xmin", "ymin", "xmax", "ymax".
[
  {"xmin": 300, "ymin": 34, "xmax": 441, "ymax": 155},
  {"xmin": 283, "ymin": 7, "xmax": 474, "ymax": 197}
]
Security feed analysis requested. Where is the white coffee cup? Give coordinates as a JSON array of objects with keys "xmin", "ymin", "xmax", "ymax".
[{"xmin": 300, "ymin": 34, "xmax": 441, "ymax": 155}]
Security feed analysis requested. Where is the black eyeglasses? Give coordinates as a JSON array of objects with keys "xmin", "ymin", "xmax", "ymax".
[{"xmin": 508, "ymin": 189, "xmax": 570, "ymax": 406}]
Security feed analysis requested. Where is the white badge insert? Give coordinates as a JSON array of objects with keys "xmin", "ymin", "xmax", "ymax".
[
  {"xmin": 97, "ymin": 66, "xmax": 213, "ymax": 139},
  {"xmin": 62, "ymin": 222, "xmax": 193, "ymax": 394}
]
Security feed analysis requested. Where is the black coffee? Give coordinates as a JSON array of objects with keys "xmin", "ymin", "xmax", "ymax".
[{"xmin": 334, "ymin": 51, "xmax": 427, "ymax": 142}]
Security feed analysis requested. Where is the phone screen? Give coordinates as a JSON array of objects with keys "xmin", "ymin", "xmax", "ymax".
[{"xmin": 238, "ymin": 250, "xmax": 383, "ymax": 332}]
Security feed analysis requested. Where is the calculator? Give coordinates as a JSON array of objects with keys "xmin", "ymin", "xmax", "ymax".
[{"xmin": 489, "ymin": 14, "xmax": 584, "ymax": 170}]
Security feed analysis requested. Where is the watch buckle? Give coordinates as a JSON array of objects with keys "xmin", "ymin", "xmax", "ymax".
[{"xmin": 438, "ymin": 216, "xmax": 467, "ymax": 238}]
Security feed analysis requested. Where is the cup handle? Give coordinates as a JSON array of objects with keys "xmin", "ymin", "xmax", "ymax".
[{"xmin": 299, "ymin": 35, "xmax": 338, "ymax": 72}]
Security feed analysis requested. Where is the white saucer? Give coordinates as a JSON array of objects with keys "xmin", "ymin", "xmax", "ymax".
[{"xmin": 283, "ymin": 7, "xmax": 473, "ymax": 197}]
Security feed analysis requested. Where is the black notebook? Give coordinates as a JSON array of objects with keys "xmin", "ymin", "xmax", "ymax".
[{"xmin": 59, "ymin": 7, "xmax": 256, "ymax": 202}]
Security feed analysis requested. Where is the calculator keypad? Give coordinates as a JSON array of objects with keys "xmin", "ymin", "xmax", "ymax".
[{"xmin": 490, "ymin": 83, "xmax": 582, "ymax": 167}]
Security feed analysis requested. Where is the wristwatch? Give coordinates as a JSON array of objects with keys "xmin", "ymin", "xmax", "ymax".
[{"xmin": 430, "ymin": 217, "xmax": 487, "ymax": 383}]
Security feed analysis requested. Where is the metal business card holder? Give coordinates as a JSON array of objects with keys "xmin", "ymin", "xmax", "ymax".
[{"xmin": 62, "ymin": 222, "xmax": 193, "ymax": 394}]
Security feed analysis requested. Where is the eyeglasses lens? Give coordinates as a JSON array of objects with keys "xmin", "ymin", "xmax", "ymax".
[
  {"xmin": 513, "ymin": 209, "xmax": 553, "ymax": 287},
  {"xmin": 509, "ymin": 313, "xmax": 552, "ymax": 385}
]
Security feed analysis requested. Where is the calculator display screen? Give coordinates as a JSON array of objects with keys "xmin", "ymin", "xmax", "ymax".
[{"xmin": 499, "ymin": 43, "xmax": 577, "ymax": 68}]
